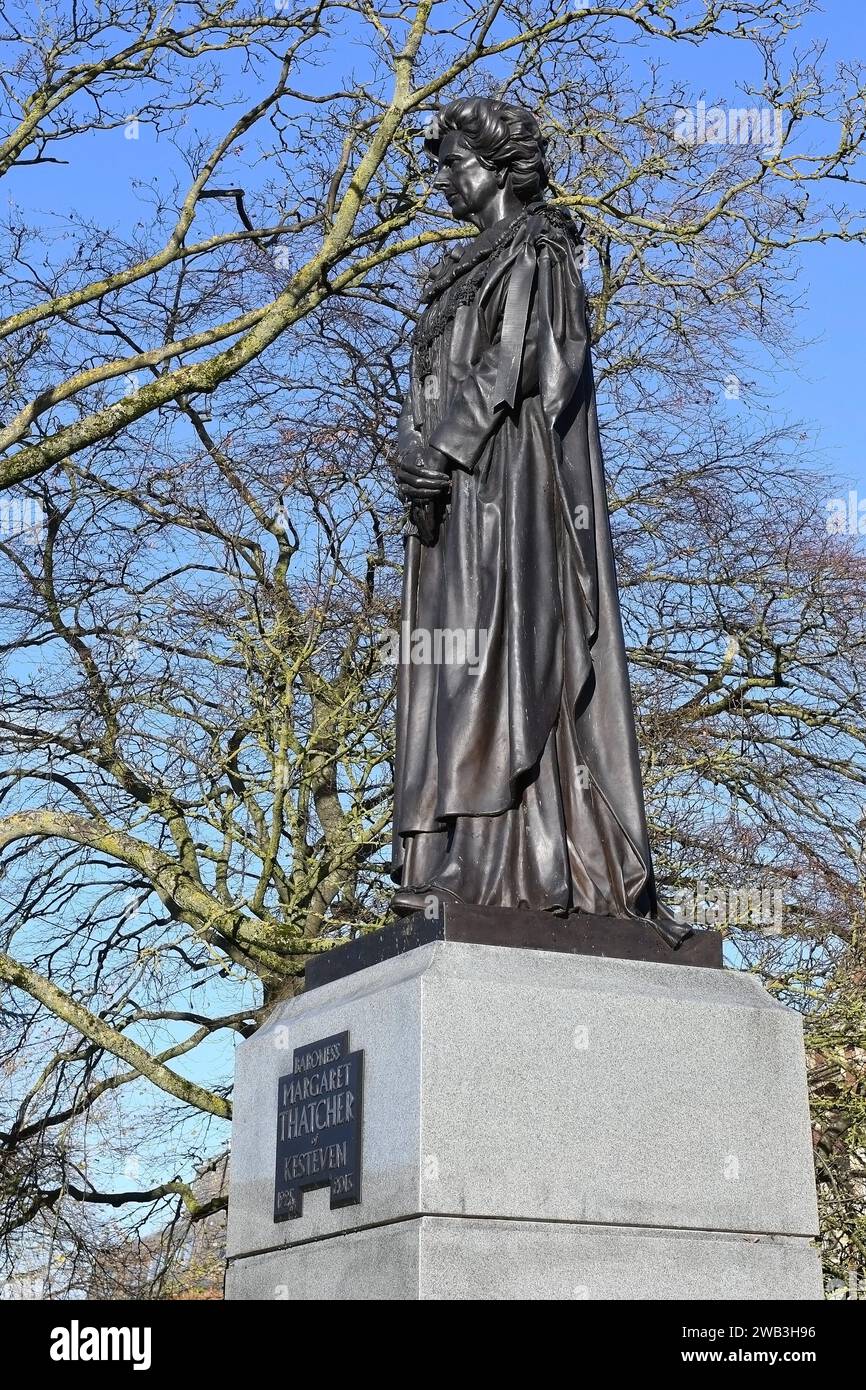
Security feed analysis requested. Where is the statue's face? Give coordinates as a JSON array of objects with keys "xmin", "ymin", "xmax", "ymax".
[{"xmin": 432, "ymin": 130, "xmax": 502, "ymax": 224}]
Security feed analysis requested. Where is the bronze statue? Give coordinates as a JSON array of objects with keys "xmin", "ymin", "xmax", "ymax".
[{"xmin": 390, "ymin": 97, "xmax": 689, "ymax": 949}]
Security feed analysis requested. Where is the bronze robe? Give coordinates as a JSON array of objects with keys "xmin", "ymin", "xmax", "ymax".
[{"xmin": 391, "ymin": 203, "xmax": 662, "ymax": 918}]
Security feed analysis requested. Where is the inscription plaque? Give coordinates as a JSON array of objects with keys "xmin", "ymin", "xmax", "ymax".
[{"xmin": 273, "ymin": 1030, "xmax": 363, "ymax": 1221}]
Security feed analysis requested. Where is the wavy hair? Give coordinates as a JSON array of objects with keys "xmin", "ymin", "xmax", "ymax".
[{"xmin": 424, "ymin": 97, "xmax": 550, "ymax": 204}]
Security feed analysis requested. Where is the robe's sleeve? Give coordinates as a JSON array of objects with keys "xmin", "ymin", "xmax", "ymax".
[
  {"xmin": 534, "ymin": 224, "xmax": 592, "ymax": 436},
  {"xmin": 428, "ymin": 226, "xmax": 588, "ymax": 472}
]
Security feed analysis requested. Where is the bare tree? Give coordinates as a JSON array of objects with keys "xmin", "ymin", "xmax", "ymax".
[{"xmin": 2, "ymin": 0, "xmax": 866, "ymax": 1291}]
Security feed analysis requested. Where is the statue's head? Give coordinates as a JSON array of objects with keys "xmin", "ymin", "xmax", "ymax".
[{"xmin": 424, "ymin": 97, "xmax": 549, "ymax": 222}]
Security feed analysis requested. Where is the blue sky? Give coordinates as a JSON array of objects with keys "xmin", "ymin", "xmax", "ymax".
[
  {"xmin": 7, "ymin": 2, "xmax": 861, "ymax": 498},
  {"xmin": 656, "ymin": 0, "xmax": 866, "ymax": 494}
]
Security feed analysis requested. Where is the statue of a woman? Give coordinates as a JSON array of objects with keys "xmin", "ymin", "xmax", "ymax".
[{"xmin": 391, "ymin": 97, "xmax": 689, "ymax": 949}]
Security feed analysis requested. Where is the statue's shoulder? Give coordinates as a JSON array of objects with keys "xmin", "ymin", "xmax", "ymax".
[{"xmin": 518, "ymin": 200, "xmax": 584, "ymax": 259}]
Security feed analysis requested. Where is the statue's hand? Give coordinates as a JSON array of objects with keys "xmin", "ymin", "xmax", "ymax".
[{"xmin": 395, "ymin": 446, "xmax": 451, "ymax": 501}]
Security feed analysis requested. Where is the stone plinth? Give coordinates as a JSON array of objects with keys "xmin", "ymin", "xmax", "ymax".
[{"xmin": 225, "ymin": 941, "xmax": 822, "ymax": 1300}]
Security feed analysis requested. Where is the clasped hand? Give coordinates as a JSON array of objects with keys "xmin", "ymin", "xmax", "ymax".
[{"xmin": 395, "ymin": 445, "xmax": 451, "ymax": 501}]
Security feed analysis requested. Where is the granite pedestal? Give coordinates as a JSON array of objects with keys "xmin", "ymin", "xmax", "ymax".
[{"xmin": 225, "ymin": 938, "xmax": 821, "ymax": 1300}]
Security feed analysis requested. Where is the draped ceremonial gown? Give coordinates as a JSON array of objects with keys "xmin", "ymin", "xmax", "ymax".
[{"xmin": 391, "ymin": 201, "xmax": 663, "ymax": 918}]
